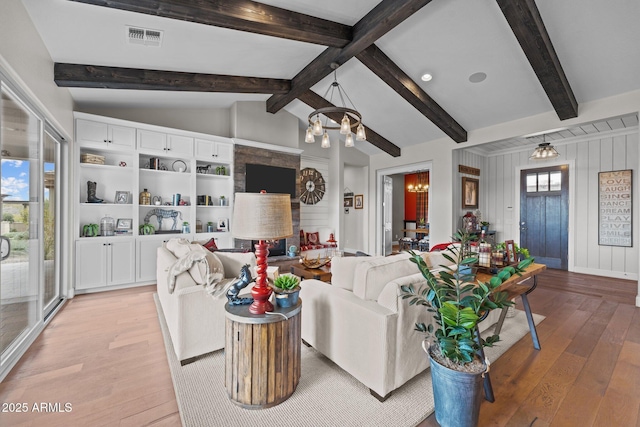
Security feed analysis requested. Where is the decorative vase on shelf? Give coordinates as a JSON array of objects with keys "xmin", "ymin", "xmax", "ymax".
[
  {"xmin": 100, "ymin": 214, "xmax": 115, "ymax": 236},
  {"xmin": 139, "ymin": 188, "xmax": 151, "ymax": 205}
]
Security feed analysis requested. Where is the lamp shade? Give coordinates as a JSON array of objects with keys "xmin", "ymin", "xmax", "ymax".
[{"xmin": 232, "ymin": 192, "xmax": 293, "ymax": 240}]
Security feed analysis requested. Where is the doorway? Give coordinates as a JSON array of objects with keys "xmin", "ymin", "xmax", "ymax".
[
  {"xmin": 520, "ymin": 165, "xmax": 569, "ymax": 269},
  {"xmin": 376, "ymin": 162, "xmax": 432, "ymax": 256}
]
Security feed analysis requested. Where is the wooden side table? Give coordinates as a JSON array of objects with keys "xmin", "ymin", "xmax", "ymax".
[{"xmin": 224, "ymin": 300, "xmax": 301, "ymax": 409}]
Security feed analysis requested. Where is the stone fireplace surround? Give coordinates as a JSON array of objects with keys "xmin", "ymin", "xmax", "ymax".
[{"xmin": 233, "ymin": 145, "xmax": 301, "ymax": 253}]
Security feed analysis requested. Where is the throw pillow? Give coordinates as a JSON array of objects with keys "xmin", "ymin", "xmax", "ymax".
[
  {"xmin": 299, "ymin": 229, "xmax": 306, "ymax": 246},
  {"xmin": 306, "ymin": 231, "xmax": 320, "ymax": 245},
  {"xmin": 202, "ymin": 237, "xmax": 218, "ymax": 252},
  {"xmin": 166, "ymin": 238, "xmax": 191, "ymax": 258}
]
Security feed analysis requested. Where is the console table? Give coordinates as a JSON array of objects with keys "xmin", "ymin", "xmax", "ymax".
[{"xmin": 224, "ymin": 300, "xmax": 301, "ymax": 409}]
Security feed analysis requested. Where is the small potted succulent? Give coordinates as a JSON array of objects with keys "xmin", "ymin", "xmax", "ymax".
[
  {"xmin": 207, "ymin": 221, "xmax": 215, "ymax": 233},
  {"xmin": 82, "ymin": 223, "xmax": 99, "ymax": 237},
  {"xmin": 219, "ymin": 195, "xmax": 226, "ymax": 206},
  {"xmin": 182, "ymin": 221, "xmax": 190, "ymax": 234},
  {"xmin": 270, "ymin": 275, "xmax": 301, "ymax": 308}
]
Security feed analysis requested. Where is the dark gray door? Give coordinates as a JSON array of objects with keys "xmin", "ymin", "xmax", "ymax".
[{"xmin": 520, "ymin": 165, "xmax": 569, "ymax": 270}]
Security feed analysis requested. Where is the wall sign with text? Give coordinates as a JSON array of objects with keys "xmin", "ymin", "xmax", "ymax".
[{"xmin": 598, "ymin": 169, "xmax": 632, "ymax": 247}]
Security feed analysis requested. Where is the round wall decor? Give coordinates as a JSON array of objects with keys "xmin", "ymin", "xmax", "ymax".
[{"xmin": 299, "ymin": 167, "xmax": 325, "ymax": 205}]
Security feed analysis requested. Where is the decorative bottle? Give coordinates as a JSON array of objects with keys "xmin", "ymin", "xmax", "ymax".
[
  {"xmin": 139, "ymin": 188, "xmax": 151, "ymax": 205},
  {"xmin": 100, "ymin": 213, "xmax": 115, "ymax": 236}
]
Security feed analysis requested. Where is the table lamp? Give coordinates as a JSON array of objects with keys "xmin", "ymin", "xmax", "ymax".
[{"xmin": 232, "ymin": 191, "xmax": 293, "ymax": 314}]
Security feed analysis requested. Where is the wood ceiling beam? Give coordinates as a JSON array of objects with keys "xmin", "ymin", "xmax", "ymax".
[
  {"xmin": 54, "ymin": 63, "xmax": 291, "ymax": 93},
  {"xmin": 357, "ymin": 44, "xmax": 467, "ymax": 143},
  {"xmin": 298, "ymin": 90, "xmax": 401, "ymax": 157},
  {"xmin": 496, "ymin": 0, "xmax": 578, "ymax": 120},
  {"xmin": 266, "ymin": 0, "xmax": 432, "ymax": 114},
  {"xmin": 68, "ymin": 0, "xmax": 352, "ymax": 48}
]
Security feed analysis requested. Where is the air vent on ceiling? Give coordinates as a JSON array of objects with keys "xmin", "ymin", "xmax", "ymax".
[{"xmin": 127, "ymin": 26, "xmax": 163, "ymax": 47}]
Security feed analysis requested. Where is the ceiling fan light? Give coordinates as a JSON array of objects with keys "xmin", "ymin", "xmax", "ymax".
[
  {"xmin": 340, "ymin": 114, "xmax": 350, "ymax": 134},
  {"xmin": 305, "ymin": 126, "xmax": 315, "ymax": 143},
  {"xmin": 345, "ymin": 133, "xmax": 354, "ymax": 147},
  {"xmin": 356, "ymin": 123, "xmax": 366, "ymax": 141},
  {"xmin": 321, "ymin": 131, "xmax": 330, "ymax": 148},
  {"xmin": 312, "ymin": 116, "xmax": 323, "ymax": 135}
]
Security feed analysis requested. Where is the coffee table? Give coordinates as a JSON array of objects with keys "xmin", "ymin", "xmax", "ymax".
[{"xmin": 290, "ymin": 264, "xmax": 332, "ymax": 282}]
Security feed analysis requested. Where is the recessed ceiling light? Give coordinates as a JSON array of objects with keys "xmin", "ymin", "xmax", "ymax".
[
  {"xmin": 469, "ymin": 72, "xmax": 487, "ymax": 83},
  {"xmin": 421, "ymin": 73, "xmax": 433, "ymax": 82}
]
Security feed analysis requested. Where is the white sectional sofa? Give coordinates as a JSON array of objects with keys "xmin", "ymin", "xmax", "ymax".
[
  {"xmin": 156, "ymin": 239, "xmax": 256, "ymax": 364},
  {"xmin": 299, "ymin": 251, "xmax": 501, "ymax": 401}
]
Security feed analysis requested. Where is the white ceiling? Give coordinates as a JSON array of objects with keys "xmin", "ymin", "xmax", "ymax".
[{"xmin": 20, "ymin": 0, "xmax": 640, "ymax": 156}]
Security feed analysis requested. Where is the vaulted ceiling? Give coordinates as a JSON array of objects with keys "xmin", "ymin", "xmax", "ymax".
[{"xmin": 21, "ymin": 0, "xmax": 640, "ymax": 157}]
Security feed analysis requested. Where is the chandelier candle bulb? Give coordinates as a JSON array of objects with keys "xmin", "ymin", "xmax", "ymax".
[
  {"xmin": 305, "ymin": 126, "xmax": 315, "ymax": 143},
  {"xmin": 340, "ymin": 114, "xmax": 351, "ymax": 134},
  {"xmin": 345, "ymin": 133, "xmax": 354, "ymax": 147},
  {"xmin": 356, "ymin": 123, "xmax": 366, "ymax": 141},
  {"xmin": 313, "ymin": 117, "xmax": 323, "ymax": 135},
  {"xmin": 321, "ymin": 132, "xmax": 331, "ymax": 148}
]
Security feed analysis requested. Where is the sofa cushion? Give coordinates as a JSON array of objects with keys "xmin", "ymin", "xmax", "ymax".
[
  {"xmin": 214, "ymin": 251, "xmax": 257, "ymax": 278},
  {"xmin": 330, "ymin": 256, "xmax": 380, "ymax": 291},
  {"xmin": 306, "ymin": 231, "xmax": 320, "ymax": 245},
  {"xmin": 202, "ymin": 237, "xmax": 218, "ymax": 252},
  {"xmin": 352, "ymin": 253, "xmax": 415, "ymax": 301},
  {"xmin": 421, "ymin": 251, "xmax": 455, "ymax": 270}
]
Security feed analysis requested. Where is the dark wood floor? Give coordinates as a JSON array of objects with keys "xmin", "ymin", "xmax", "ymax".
[
  {"xmin": 0, "ymin": 269, "xmax": 638, "ymax": 426},
  {"xmin": 420, "ymin": 269, "xmax": 640, "ymax": 427}
]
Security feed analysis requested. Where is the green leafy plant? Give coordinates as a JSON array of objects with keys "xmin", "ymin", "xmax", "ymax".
[
  {"xmin": 139, "ymin": 223, "xmax": 156, "ymax": 235},
  {"xmin": 495, "ymin": 242, "xmax": 530, "ymax": 259},
  {"xmin": 401, "ymin": 229, "xmax": 533, "ymax": 365},
  {"xmin": 82, "ymin": 223, "xmax": 99, "ymax": 237},
  {"xmin": 272, "ymin": 275, "xmax": 300, "ymax": 292}
]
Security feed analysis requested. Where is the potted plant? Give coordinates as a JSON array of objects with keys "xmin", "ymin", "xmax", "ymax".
[
  {"xmin": 207, "ymin": 221, "xmax": 215, "ymax": 233},
  {"xmin": 401, "ymin": 230, "xmax": 533, "ymax": 427},
  {"xmin": 182, "ymin": 221, "xmax": 190, "ymax": 233},
  {"xmin": 82, "ymin": 223, "xmax": 99, "ymax": 237},
  {"xmin": 219, "ymin": 195, "xmax": 226, "ymax": 206},
  {"xmin": 139, "ymin": 223, "xmax": 155, "ymax": 235},
  {"xmin": 495, "ymin": 242, "xmax": 530, "ymax": 260},
  {"xmin": 270, "ymin": 275, "xmax": 301, "ymax": 308},
  {"xmin": 480, "ymin": 221, "xmax": 490, "ymax": 232}
]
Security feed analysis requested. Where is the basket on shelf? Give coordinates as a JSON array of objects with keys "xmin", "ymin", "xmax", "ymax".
[{"xmin": 80, "ymin": 153, "xmax": 105, "ymax": 165}]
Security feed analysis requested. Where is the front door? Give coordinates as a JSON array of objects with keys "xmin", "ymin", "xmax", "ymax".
[{"xmin": 520, "ymin": 165, "xmax": 569, "ymax": 269}]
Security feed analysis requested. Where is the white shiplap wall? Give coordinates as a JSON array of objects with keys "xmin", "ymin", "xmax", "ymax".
[
  {"xmin": 459, "ymin": 128, "xmax": 639, "ymax": 279},
  {"xmin": 300, "ymin": 156, "xmax": 331, "ymax": 235}
]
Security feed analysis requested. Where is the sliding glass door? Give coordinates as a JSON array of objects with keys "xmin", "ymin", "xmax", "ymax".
[
  {"xmin": 0, "ymin": 84, "xmax": 42, "ymax": 358},
  {"xmin": 43, "ymin": 128, "xmax": 61, "ymax": 317}
]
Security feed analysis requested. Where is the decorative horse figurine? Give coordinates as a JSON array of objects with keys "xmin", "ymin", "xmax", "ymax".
[
  {"xmin": 226, "ymin": 264, "xmax": 255, "ymax": 306},
  {"xmin": 144, "ymin": 208, "xmax": 182, "ymax": 230}
]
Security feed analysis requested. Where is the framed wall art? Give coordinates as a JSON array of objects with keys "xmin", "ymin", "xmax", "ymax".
[
  {"xmin": 115, "ymin": 191, "xmax": 130, "ymax": 204},
  {"xmin": 598, "ymin": 169, "xmax": 632, "ymax": 247},
  {"xmin": 344, "ymin": 197, "xmax": 354, "ymax": 207},
  {"xmin": 462, "ymin": 177, "xmax": 479, "ymax": 209},
  {"xmin": 355, "ymin": 194, "xmax": 363, "ymax": 209}
]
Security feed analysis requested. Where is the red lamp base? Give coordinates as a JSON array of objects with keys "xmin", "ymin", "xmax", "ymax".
[{"xmin": 249, "ymin": 240, "xmax": 273, "ymax": 314}]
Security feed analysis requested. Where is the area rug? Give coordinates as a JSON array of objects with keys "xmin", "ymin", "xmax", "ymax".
[{"xmin": 154, "ymin": 295, "xmax": 544, "ymax": 427}]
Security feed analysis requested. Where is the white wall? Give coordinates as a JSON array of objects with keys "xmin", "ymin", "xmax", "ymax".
[
  {"xmin": 300, "ymin": 156, "xmax": 331, "ymax": 237},
  {"xmin": 230, "ymin": 101, "xmax": 299, "ymax": 148},
  {"xmin": 0, "ymin": 0, "xmax": 74, "ymax": 137},
  {"xmin": 78, "ymin": 106, "xmax": 231, "ymax": 137},
  {"xmin": 343, "ymin": 165, "xmax": 368, "ymax": 253}
]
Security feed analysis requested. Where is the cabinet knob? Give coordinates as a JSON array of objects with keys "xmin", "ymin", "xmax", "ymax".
[{"xmin": 103, "ymin": 139, "xmax": 107, "ymax": 143}]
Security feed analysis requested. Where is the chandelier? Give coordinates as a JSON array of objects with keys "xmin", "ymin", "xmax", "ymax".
[
  {"xmin": 305, "ymin": 64, "xmax": 366, "ymax": 148},
  {"xmin": 407, "ymin": 171, "xmax": 429, "ymax": 193},
  {"xmin": 529, "ymin": 134, "xmax": 559, "ymax": 160}
]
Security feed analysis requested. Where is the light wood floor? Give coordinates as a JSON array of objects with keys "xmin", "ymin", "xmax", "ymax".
[{"xmin": 0, "ymin": 270, "xmax": 638, "ymax": 426}]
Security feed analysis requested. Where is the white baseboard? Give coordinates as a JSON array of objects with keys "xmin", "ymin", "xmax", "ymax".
[{"xmin": 571, "ymin": 266, "xmax": 638, "ymax": 281}]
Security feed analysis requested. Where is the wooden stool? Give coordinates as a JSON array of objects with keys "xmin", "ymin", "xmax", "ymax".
[{"xmin": 225, "ymin": 300, "xmax": 302, "ymax": 409}]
